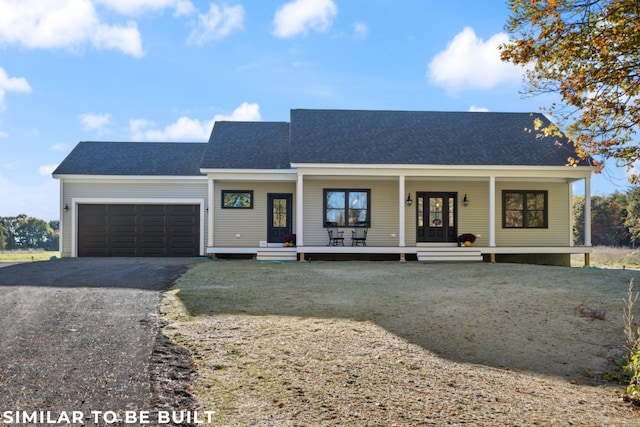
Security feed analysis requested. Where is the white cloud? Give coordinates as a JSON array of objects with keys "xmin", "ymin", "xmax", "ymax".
[
  {"xmin": 0, "ymin": 131, "xmax": 8, "ymax": 139},
  {"xmin": 38, "ymin": 164, "xmax": 58, "ymax": 176},
  {"xmin": 50, "ymin": 143, "xmax": 71, "ymax": 152},
  {"xmin": 214, "ymin": 101, "xmax": 261, "ymax": 122},
  {"xmin": 272, "ymin": 0, "xmax": 337, "ymax": 38},
  {"xmin": 0, "ymin": 67, "xmax": 31, "ymax": 110},
  {"xmin": 94, "ymin": 0, "xmax": 195, "ymax": 16},
  {"xmin": 130, "ymin": 102, "xmax": 261, "ymax": 141},
  {"xmin": 187, "ymin": 3, "xmax": 244, "ymax": 45},
  {"xmin": 468, "ymin": 105, "xmax": 489, "ymax": 112},
  {"xmin": 0, "ymin": 0, "xmax": 144, "ymax": 57},
  {"xmin": 92, "ymin": 21, "xmax": 144, "ymax": 57},
  {"xmin": 79, "ymin": 112, "xmax": 111, "ymax": 131},
  {"xmin": 427, "ymin": 27, "xmax": 524, "ymax": 92},
  {"xmin": 354, "ymin": 22, "xmax": 368, "ymax": 39}
]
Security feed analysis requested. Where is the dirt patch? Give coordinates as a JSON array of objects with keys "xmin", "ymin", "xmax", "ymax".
[{"xmin": 162, "ymin": 260, "xmax": 640, "ymax": 426}]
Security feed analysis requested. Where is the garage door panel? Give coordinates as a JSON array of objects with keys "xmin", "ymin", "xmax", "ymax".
[{"xmin": 78, "ymin": 204, "xmax": 199, "ymax": 257}]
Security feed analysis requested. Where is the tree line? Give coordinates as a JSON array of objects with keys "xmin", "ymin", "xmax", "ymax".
[
  {"xmin": 0, "ymin": 215, "xmax": 59, "ymax": 252},
  {"xmin": 574, "ymin": 187, "xmax": 640, "ymax": 247}
]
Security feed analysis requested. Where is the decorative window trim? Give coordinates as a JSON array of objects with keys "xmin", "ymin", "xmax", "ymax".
[
  {"xmin": 221, "ymin": 190, "xmax": 254, "ymax": 209},
  {"xmin": 323, "ymin": 189, "xmax": 371, "ymax": 227},
  {"xmin": 502, "ymin": 190, "xmax": 548, "ymax": 229}
]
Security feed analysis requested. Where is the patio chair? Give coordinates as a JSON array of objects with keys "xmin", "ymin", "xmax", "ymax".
[
  {"xmin": 326, "ymin": 222, "xmax": 345, "ymax": 246},
  {"xmin": 351, "ymin": 224, "xmax": 368, "ymax": 246}
]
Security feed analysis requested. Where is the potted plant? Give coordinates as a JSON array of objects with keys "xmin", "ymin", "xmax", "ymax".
[
  {"xmin": 283, "ymin": 233, "xmax": 296, "ymax": 247},
  {"xmin": 458, "ymin": 233, "xmax": 476, "ymax": 247}
]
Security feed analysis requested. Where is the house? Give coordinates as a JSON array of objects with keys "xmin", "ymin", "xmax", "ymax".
[{"xmin": 53, "ymin": 109, "xmax": 595, "ymax": 265}]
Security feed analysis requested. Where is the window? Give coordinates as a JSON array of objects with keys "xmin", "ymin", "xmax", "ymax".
[
  {"xmin": 222, "ymin": 190, "xmax": 253, "ymax": 209},
  {"xmin": 324, "ymin": 189, "xmax": 370, "ymax": 227},
  {"xmin": 503, "ymin": 190, "xmax": 548, "ymax": 228}
]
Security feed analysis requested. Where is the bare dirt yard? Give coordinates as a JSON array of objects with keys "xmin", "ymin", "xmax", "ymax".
[{"xmin": 163, "ymin": 259, "xmax": 640, "ymax": 426}]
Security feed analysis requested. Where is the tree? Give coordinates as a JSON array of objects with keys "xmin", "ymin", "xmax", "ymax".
[
  {"xmin": 500, "ymin": 0, "xmax": 640, "ymax": 180},
  {"xmin": 14, "ymin": 217, "xmax": 53, "ymax": 249},
  {"xmin": 591, "ymin": 196, "xmax": 628, "ymax": 245},
  {"xmin": 624, "ymin": 186, "xmax": 640, "ymax": 246},
  {"xmin": 0, "ymin": 215, "xmax": 27, "ymax": 250},
  {"xmin": 0, "ymin": 222, "xmax": 7, "ymax": 253}
]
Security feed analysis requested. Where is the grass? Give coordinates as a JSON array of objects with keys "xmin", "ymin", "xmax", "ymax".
[
  {"xmin": 0, "ymin": 251, "xmax": 60, "ymax": 261},
  {"xmin": 572, "ymin": 246, "xmax": 640, "ymax": 269}
]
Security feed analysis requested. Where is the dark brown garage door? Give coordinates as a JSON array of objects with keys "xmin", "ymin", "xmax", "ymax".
[{"xmin": 78, "ymin": 204, "xmax": 200, "ymax": 257}]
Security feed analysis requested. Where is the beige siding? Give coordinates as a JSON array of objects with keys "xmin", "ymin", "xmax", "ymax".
[
  {"xmin": 302, "ymin": 179, "xmax": 400, "ymax": 246},
  {"xmin": 60, "ymin": 179, "xmax": 207, "ymax": 256},
  {"xmin": 213, "ymin": 181, "xmax": 296, "ymax": 246},
  {"xmin": 495, "ymin": 181, "xmax": 570, "ymax": 246}
]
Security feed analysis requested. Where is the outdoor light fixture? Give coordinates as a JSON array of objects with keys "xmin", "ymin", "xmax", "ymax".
[
  {"xmin": 406, "ymin": 193, "xmax": 413, "ymax": 206},
  {"xmin": 462, "ymin": 194, "xmax": 469, "ymax": 206},
  {"xmin": 64, "ymin": 204, "xmax": 69, "ymax": 212}
]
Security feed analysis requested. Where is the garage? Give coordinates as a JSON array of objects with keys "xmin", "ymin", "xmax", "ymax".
[{"xmin": 77, "ymin": 204, "xmax": 200, "ymax": 257}]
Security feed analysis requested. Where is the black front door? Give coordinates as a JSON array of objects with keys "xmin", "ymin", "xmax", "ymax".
[
  {"xmin": 267, "ymin": 193, "xmax": 292, "ymax": 244},
  {"xmin": 416, "ymin": 192, "xmax": 457, "ymax": 243}
]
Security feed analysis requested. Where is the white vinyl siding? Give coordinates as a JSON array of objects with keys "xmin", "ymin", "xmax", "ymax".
[
  {"xmin": 60, "ymin": 179, "xmax": 207, "ymax": 257},
  {"xmin": 213, "ymin": 182, "xmax": 296, "ymax": 247}
]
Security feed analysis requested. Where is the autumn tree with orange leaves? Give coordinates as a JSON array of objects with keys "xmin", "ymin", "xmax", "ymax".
[{"xmin": 500, "ymin": 0, "xmax": 640, "ymax": 180}]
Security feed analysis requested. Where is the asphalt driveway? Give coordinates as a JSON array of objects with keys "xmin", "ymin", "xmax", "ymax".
[
  {"xmin": 0, "ymin": 257, "xmax": 200, "ymax": 289},
  {"xmin": 0, "ymin": 257, "xmax": 201, "ymax": 426}
]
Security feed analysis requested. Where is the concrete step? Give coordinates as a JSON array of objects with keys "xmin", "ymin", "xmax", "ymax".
[
  {"xmin": 256, "ymin": 248, "xmax": 298, "ymax": 261},
  {"xmin": 417, "ymin": 247, "xmax": 483, "ymax": 262}
]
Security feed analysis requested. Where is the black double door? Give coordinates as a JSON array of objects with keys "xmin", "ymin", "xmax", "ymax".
[{"xmin": 416, "ymin": 192, "xmax": 457, "ymax": 243}]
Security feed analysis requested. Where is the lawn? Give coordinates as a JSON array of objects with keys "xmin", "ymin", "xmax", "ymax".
[
  {"xmin": 162, "ymin": 255, "xmax": 640, "ymax": 425},
  {"xmin": 0, "ymin": 251, "xmax": 60, "ymax": 262}
]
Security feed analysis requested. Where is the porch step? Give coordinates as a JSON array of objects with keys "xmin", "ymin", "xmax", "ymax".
[
  {"xmin": 256, "ymin": 248, "xmax": 298, "ymax": 261},
  {"xmin": 417, "ymin": 247, "xmax": 483, "ymax": 262}
]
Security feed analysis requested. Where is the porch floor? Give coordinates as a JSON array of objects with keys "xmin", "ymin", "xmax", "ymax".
[{"xmin": 208, "ymin": 245, "xmax": 592, "ymax": 261}]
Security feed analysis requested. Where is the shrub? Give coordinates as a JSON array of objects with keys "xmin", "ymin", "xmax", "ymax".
[{"xmin": 622, "ymin": 279, "xmax": 640, "ymax": 404}]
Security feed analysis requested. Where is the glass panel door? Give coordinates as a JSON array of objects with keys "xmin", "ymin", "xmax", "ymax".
[
  {"xmin": 416, "ymin": 192, "xmax": 457, "ymax": 243},
  {"xmin": 267, "ymin": 194, "xmax": 292, "ymax": 243}
]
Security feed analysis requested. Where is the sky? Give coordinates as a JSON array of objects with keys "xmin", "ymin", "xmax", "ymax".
[{"xmin": 0, "ymin": 0, "xmax": 634, "ymax": 221}]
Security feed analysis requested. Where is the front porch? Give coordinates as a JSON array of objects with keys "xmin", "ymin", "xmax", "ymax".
[{"xmin": 207, "ymin": 244, "xmax": 593, "ymax": 265}]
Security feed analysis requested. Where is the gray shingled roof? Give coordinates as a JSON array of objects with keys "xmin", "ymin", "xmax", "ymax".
[
  {"xmin": 52, "ymin": 141, "xmax": 207, "ymax": 176},
  {"xmin": 54, "ymin": 110, "xmax": 592, "ymax": 177},
  {"xmin": 289, "ymin": 109, "xmax": 592, "ymax": 166},
  {"xmin": 200, "ymin": 121, "xmax": 290, "ymax": 169}
]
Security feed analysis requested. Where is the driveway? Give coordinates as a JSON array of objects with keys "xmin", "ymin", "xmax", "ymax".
[{"xmin": 0, "ymin": 257, "xmax": 201, "ymax": 426}]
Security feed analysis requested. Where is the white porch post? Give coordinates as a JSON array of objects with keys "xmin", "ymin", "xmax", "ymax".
[
  {"xmin": 207, "ymin": 177, "xmax": 214, "ymax": 247},
  {"xmin": 584, "ymin": 176, "xmax": 592, "ymax": 247},
  {"xmin": 489, "ymin": 176, "xmax": 496, "ymax": 248},
  {"xmin": 488, "ymin": 176, "xmax": 496, "ymax": 262},
  {"xmin": 296, "ymin": 173, "xmax": 304, "ymax": 248},
  {"xmin": 399, "ymin": 175, "xmax": 406, "ymax": 248}
]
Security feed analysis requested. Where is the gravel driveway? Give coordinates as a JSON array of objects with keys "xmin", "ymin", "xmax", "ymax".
[{"xmin": 0, "ymin": 258, "xmax": 201, "ymax": 426}]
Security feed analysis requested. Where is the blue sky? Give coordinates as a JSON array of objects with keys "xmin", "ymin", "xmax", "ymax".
[{"xmin": 0, "ymin": 0, "xmax": 633, "ymax": 221}]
